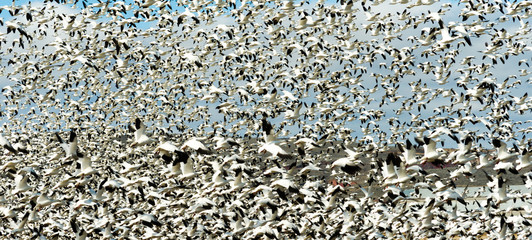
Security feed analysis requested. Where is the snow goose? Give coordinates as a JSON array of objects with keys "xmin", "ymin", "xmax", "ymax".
[
  {"xmin": 398, "ymin": 139, "xmax": 418, "ymax": 165},
  {"xmin": 70, "ymin": 219, "xmax": 88, "ymax": 240},
  {"xmin": 476, "ymin": 153, "xmax": 495, "ymax": 169},
  {"xmin": 331, "ymin": 147, "xmax": 363, "ymax": 175},
  {"xmin": 390, "ymin": 153, "xmax": 413, "ymax": 185},
  {"xmin": 212, "ymin": 136, "xmax": 240, "ymax": 151},
  {"xmin": 179, "ymin": 154, "xmax": 197, "ymax": 180},
  {"xmin": 437, "ymin": 188, "xmax": 466, "ymax": 205},
  {"xmin": 1, "ymin": 159, "xmax": 21, "ymax": 174},
  {"xmin": 9, "ymin": 212, "xmax": 29, "ymax": 235},
  {"xmin": 294, "ymin": 136, "xmax": 324, "ymax": 157},
  {"xmin": 227, "ymin": 164, "xmax": 248, "ymax": 193},
  {"xmin": 34, "ymin": 190, "xmax": 61, "ymax": 210},
  {"xmin": 181, "ymin": 137, "xmax": 212, "ymax": 155},
  {"xmin": 120, "ymin": 161, "xmax": 146, "ymax": 175},
  {"xmin": 258, "ymin": 142, "xmax": 293, "ymax": 159},
  {"xmin": 154, "ymin": 141, "xmax": 179, "ymax": 157},
  {"xmin": 493, "ymin": 176, "xmax": 510, "ymax": 205},
  {"xmin": 0, "ymin": 133, "xmax": 17, "ymax": 154},
  {"xmin": 493, "ymin": 161, "xmax": 518, "ymax": 174},
  {"xmin": 284, "ymin": 102, "xmax": 303, "ymax": 120},
  {"xmin": 419, "ymin": 136, "xmax": 445, "ymax": 164},
  {"xmin": 450, "ymin": 161, "xmax": 476, "ymax": 179},
  {"xmin": 492, "ymin": 139, "xmax": 518, "ymax": 161},
  {"xmin": 261, "ymin": 115, "xmax": 278, "ymax": 143},
  {"xmin": 55, "ymin": 130, "xmax": 81, "ymax": 159},
  {"xmin": 450, "ymin": 151, "xmax": 476, "ymax": 165},
  {"xmin": 516, "ymin": 148, "xmax": 531, "ymax": 171},
  {"xmin": 381, "ymin": 153, "xmax": 397, "ymax": 182},
  {"xmin": 77, "ymin": 155, "xmax": 98, "ymax": 177},
  {"xmin": 132, "ymin": 212, "xmax": 162, "ymax": 228},
  {"xmin": 130, "ymin": 118, "xmax": 155, "ymax": 147},
  {"xmin": 160, "ymin": 150, "xmax": 189, "ymax": 178},
  {"xmin": 12, "ymin": 173, "xmax": 32, "ymax": 195},
  {"xmin": 11, "ymin": 136, "xmax": 29, "ymax": 154}
]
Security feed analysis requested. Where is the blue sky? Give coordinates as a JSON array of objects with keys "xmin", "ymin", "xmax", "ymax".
[{"xmin": 0, "ymin": 0, "xmax": 530, "ymax": 150}]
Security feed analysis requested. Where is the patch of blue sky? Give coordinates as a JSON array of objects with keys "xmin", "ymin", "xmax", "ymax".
[{"xmin": 0, "ymin": 0, "xmax": 530, "ymax": 149}]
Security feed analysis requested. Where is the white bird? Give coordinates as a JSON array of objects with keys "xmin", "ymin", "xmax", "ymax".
[
  {"xmin": 398, "ymin": 139, "xmax": 418, "ymax": 165},
  {"xmin": 332, "ymin": 149, "xmax": 363, "ymax": 175},
  {"xmin": 130, "ymin": 118, "xmax": 155, "ymax": 147},
  {"xmin": 10, "ymin": 212, "xmax": 29, "ymax": 234},
  {"xmin": 258, "ymin": 142, "xmax": 293, "ymax": 159},
  {"xmin": 476, "ymin": 153, "xmax": 495, "ymax": 169},
  {"xmin": 0, "ymin": 133, "xmax": 17, "ymax": 154},
  {"xmin": 494, "ymin": 161, "xmax": 518, "ymax": 174},
  {"xmin": 13, "ymin": 174, "xmax": 32, "ymax": 195},
  {"xmin": 154, "ymin": 141, "xmax": 180, "ymax": 156},
  {"xmin": 418, "ymin": 136, "xmax": 444, "ymax": 164},
  {"xmin": 77, "ymin": 155, "xmax": 98, "ymax": 177},
  {"xmin": 294, "ymin": 136, "xmax": 322, "ymax": 157},
  {"xmin": 120, "ymin": 161, "xmax": 146, "ymax": 175},
  {"xmin": 179, "ymin": 155, "xmax": 197, "ymax": 180},
  {"xmin": 284, "ymin": 102, "xmax": 303, "ymax": 120},
  {"xmin": 493, "ymin": 176, "xmax": 510, "ymax": 205},
  {"xmin": 212, "ymin": 136, "xmax": 240, "ymax": 151},
  {"xmin": 181, "ymin": 137, "xmax": 212, "ymax": 154},
  {"xmin": 34, "ymin": 191, "xmax": 61, "ymax": 209},
  {"xmin": 261, "ymin": 116, "xmax": 278, "ymax": 143},
  {"xmin": 382, "ymin": 153, "xmax": 397, "ymax": 181},
  {"xmin": 55, "ymin": 130, "xmax": 81, "ymax": 159},
  {"xmin": 391, "ymin": 153, "xmax": 413, "ymax": 184},
  {"xmin": 492, "ymin": 139, "xmax": 518, "ymax": 161},
  {"xmin": 516, "ymin": 148, "xmax": 531, "ymax": 171}
]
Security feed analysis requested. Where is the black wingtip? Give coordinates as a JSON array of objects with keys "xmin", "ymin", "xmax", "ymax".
[
  {"xmin": 17, "ymin": 146, "xmax": 29, "ymax": 154},
  {"xmin": 4, "ymin": 145, "xmax": 17, "ymax": 154},
  {"xmin": 493, "ymin": 139, "xmax": 501, "ymax": 148},
  {"xmin": 128, "ymin": 124, "xmax": 136, "ymax": 133},
  {"xmin": 464, "ymin": 136, "xmax": 473, "ymax": 145},
  {"xmin": 70, "ymin": 219, "xmax": 79, "ymax": 233},
  {"xmin": 261, "ymin": 118, "xmax": 273, "ymax": 135},
  {"xmin": 414, "ymin": 137, "xmax": 424, "ymax": 146},
  {"xmin": 448, "ymin": 134, "xmax": 459, "ymax": 143},
  {"xmin": 387, "ymin": 153, "xmax": 401, "ymax": 167},
  {"xmin": 464, "ymin": 35, "xmax": 472, "ymax": 46},
  {"xmin": 397, "ymin": 143, "xmax": 404, "ymax": 153},
  {"xmin": 161, "ymin": 154, "xmax": 173, "ymax": 165},
  {"xmin": 135, "ymin": 118, "xmax": 142, "ymax": 129},
  {"xmin": 175, "ymin": 150, "xmax": 189, "ymax": 164},
  {"xmin": 69, "ymin": 130, "xmax": 76, "ymax": 143},
  {"xmin": 386, "ymin": 153, "xmax": 394, "ymax": 165},
  {"xmin": 55, "ymin": 132, "xmax": 63, "ymax": 144}
]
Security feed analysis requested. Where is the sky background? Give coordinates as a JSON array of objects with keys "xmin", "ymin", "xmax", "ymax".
[{"xmin": 0, "ymin": 0, "xmax": 530, "ymax": 150}]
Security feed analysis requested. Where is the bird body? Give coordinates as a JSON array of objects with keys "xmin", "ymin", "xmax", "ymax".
[
  {"xmin": 182, "ymin": 138, "xmax": 212, "ymax": 154},
  {"xmin": 0, "ymin": 133, "xmax": 17, "ymax": 154},
  {"xmin": 130, "ymin": 118, "xmax": 155, "ymax": 147}
]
